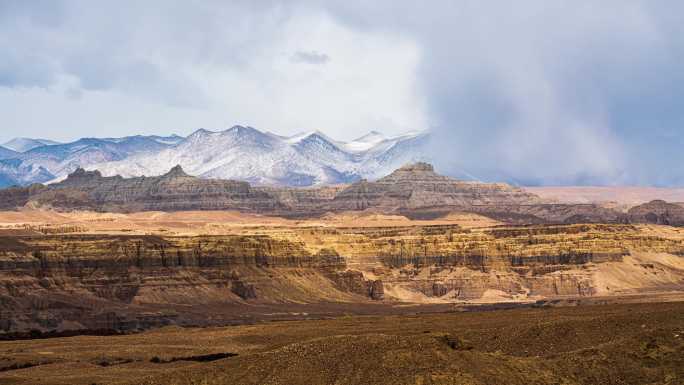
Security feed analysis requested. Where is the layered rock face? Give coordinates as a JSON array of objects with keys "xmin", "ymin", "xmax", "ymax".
[
  {"xmin": 19, "ymin": 166, "xmax": 283, "ymax": 212},
  {"xmin": 331, "ymin": 163, "xmax": 541, "ymax": 211},
  {"xmin": 3, "ymin": 163, "xmax": 684, "ymax": 227},
  {"xmin": 6, "ymin": 162, "xmax": 541, "ymax": 214},
  {"xmin": 0, "ymin": 184, "xmax": 47, "ymax": 210},
  {"xmin": 308, "ymin": 223, "xmax": 684, "ymax": 301},
  {"xmin": 628, "ymin": 200, "xmax": 684, "ymax": 226},
  {"xmin": 0, "ymin": 233, "xmax": 376, "ymax": 333},
  {"xmin": 2, "ymin": 223, "xmax": 683, "ymax": 334}
]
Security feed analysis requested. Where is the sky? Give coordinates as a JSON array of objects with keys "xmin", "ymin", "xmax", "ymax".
[{"xmin": 1, "ymin": 1, "xmax": 683, "ymax": 186}]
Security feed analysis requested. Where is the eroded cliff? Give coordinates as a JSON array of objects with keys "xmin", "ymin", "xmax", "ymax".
[
  {"xmin": 0, "ymin": 163, "xmax": 637, "ymax": 225},
  {"xmin": 1, "ymin": 222, "xmax": 683, "ymax": 334}
]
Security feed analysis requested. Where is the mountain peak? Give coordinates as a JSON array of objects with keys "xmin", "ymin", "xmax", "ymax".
[
  {"xmin": 287, "ymin": 130, "xmax": 338, "ymax": 146},
  {"xmin": 227, "ymin": 125, "xmax": 259, "ymax": 134},
  {"xmin": 162, "ymin": 165, "xmax": 190, "ymax": 178},
  {"xmin": 303, "ymin": 130, "xmax": 335, "ymax": 142},
  {"xmin": 189, "ymin": 128, "xmax": 213, "ymax": 137},
  {"xmin": 3, "ymin": 137, "xmax": 60, "ymax": 152}
]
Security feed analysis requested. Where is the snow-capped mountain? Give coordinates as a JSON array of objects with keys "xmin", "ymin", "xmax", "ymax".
[
  {"xmin": 360, "ymin": 132, "xmax": 431, "ymax": 179},
  {"xmin": 2, "ymin": 138, "xmax": 61, "ymax": 153},
  {"xmin": 0, "ymin": 127, "xmax": 430, "ymax": 188},
  {"xmin": 17, "ymin": 136, "xmax": 178, "ymax": 178},
  {"xmin": 0, "ymin": 159, "xmax": 54, "ymax": 187},
  {"xmin": 89, "ymin": 126, "xmax": 430, "ymax": 186}
]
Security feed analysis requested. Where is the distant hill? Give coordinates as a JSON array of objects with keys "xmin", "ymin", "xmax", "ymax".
[{"xmin": 2, "ymin": 137, "xmax": 61, "ymax": 152}]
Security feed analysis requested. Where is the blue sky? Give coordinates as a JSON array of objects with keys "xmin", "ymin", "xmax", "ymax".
[{"xmin": 1, "ymin": 1, "xmax": 683, "ymax": 186}]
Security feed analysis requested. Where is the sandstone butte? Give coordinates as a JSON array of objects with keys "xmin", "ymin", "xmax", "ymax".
[{"xmin": 2, "ymin": 162, "xmax": 682, "ymax": 226}]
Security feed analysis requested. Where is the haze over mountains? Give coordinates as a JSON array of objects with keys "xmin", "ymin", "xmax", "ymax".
[{"xmin": 0, "ymin": 126, "xmax": 428, "ymax": 188}]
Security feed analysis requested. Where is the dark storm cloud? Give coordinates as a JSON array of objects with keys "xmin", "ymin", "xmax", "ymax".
[{"xmin": 315, "ymin": 1, "xmax": 684, "ymax": 186}]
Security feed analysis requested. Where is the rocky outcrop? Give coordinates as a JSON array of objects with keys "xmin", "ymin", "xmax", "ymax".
[
  {"xmin": 1, "ymin": 162, "xmax": 542, "ymax": 214},
  {"xmin": 312, "ymin": 223, "xmax": 684, "ymax": 301},
  {"xmin": 0, "ymin": 184, "xmax": 46, "ymax": 209},
  {"xmin": 628, "ymin": 200, "xmax": 684, "ymax": 226},
  {"xmin": 331, "ymin": 163, "xmax": 541, "ymax": 211},
  {"xmin": 0, "ymin": 233, "xmax": 382, "ymax": 334},
  {"xmin": 1, "ymin": 163, "xmax": 681, "ymax": 227},
  {"xmin": 21, "ymin": 166, "xmax": 283, "ymax": 212},
  {"xmin": 329, "ymin": 270, "xmax": 384, "ymax": 301}
]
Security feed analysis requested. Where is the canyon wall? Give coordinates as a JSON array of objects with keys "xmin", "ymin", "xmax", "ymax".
[{"xmin": 2, "ymin": 223, "xmax": 683, "ymax": 334}]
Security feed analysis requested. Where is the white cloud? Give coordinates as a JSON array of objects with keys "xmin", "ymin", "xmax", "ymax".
[{"xmin": 0, "ymin": 1, "xmax": 426, "ymax": 143}]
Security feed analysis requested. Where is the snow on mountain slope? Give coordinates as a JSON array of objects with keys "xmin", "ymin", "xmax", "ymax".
[
  {"xmin": 88, "ymin": 126, "xmax": 354, "ymax": 186},
  {"xmin": 2, "ymin": 126, "xmax": 431, "ymax": 187},
  {"xmin": 16, "ymin": 135, "xmax": 176, "ymax": 180},
  {"xmin": 342, "ymin": 130, "xmax": 387, "ymax": 153},
  {"xmin": 0, "ymin": 159, "xmax": 54, "ymax": 188},
  {"xmin": 292, "ymin": 132, "xmax": 357, "ymax": 169},
  {"xmin": 88, "ymin": 126, "xmax": 430, "ymax": 186},
  {"xmin": 2, "ymin": 138, "xmax": 61, "ymax": 153},
  {"xmin": 101, "ymin": 134, "xmax": 184, "ymax": 146},
  {"xmin": 360, "ymin": 132, "xmax": 431, "ymax": 179},
  {"xmin": 0, "ymin": 146, "xmax": 20, "ymax": 160}
]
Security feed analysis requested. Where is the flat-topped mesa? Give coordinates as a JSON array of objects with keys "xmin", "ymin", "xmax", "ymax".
[
  {"xmin": 379, "ymin": 162, "xmax": 448, "ymax": 184},
  {"xmin": 396, "ymin": 162, "xmax": 434, "ymax": 172},
  {"xmin": 332, "ymin": 162, "xmax": 542, "ymax": 210}
]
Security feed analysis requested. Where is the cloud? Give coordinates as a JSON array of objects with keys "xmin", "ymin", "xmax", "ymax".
[
  {"xmin": 316, "ymin": 1, "xmax": 684, "ymax": 186},
  {"xmin": 1, "ymin": 1, "xmax": 683, "ymax": 186},
  {"xmin": 0, "ymin": 1, "xmax": 425, "ymax": 143},
  {"xmin": 291, "ymin": 50, "xmax": 330, "ymax": 64}
]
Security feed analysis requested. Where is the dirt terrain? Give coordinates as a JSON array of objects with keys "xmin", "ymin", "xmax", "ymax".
[
  {"xmin": 1, "ymin": 207, "xmax": 683, "ymax": 336},
  {"xmin": 0, "ymin": 209, "xmax": 501, "ymax": 235},
  {"xmin": 1, "ymin": 191, "xmax": 683, "ymax": 384},
  {"xmin": 527, "ymin": 186, "xmax": 684, "ymax": 208},
  {"xmin": 0, "ymin": 301, "xmax": 682, "ymax": 385}
]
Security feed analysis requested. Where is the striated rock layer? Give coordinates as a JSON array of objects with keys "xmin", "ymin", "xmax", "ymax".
[
  {"xmin": 330, "ymin": 163, "xmax": 541, "ymax": 211},
  {"xmin": 20, "ymin": 166, "xmax": 282, "ymax": 212},
  {"xmin": 627, "ymin": 199, "xmax": 684, "ymax": 226},
  {"xmin": 1, "ymin": 223, "xmax": 683, "ymax": 334},
  {"xmin": 2, "ymin": 163, "xmax": 684, "ymax": 227}
]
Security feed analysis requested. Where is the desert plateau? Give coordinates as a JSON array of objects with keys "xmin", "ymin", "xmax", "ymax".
[{"xmin": 0, "ymin": 163, "xmax": 683, "ymax": 384}]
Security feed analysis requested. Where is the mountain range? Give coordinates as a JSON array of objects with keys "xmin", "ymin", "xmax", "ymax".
[{"xmin": 0, "ymin": 126, "xmax": 429, "ymax": 188}]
